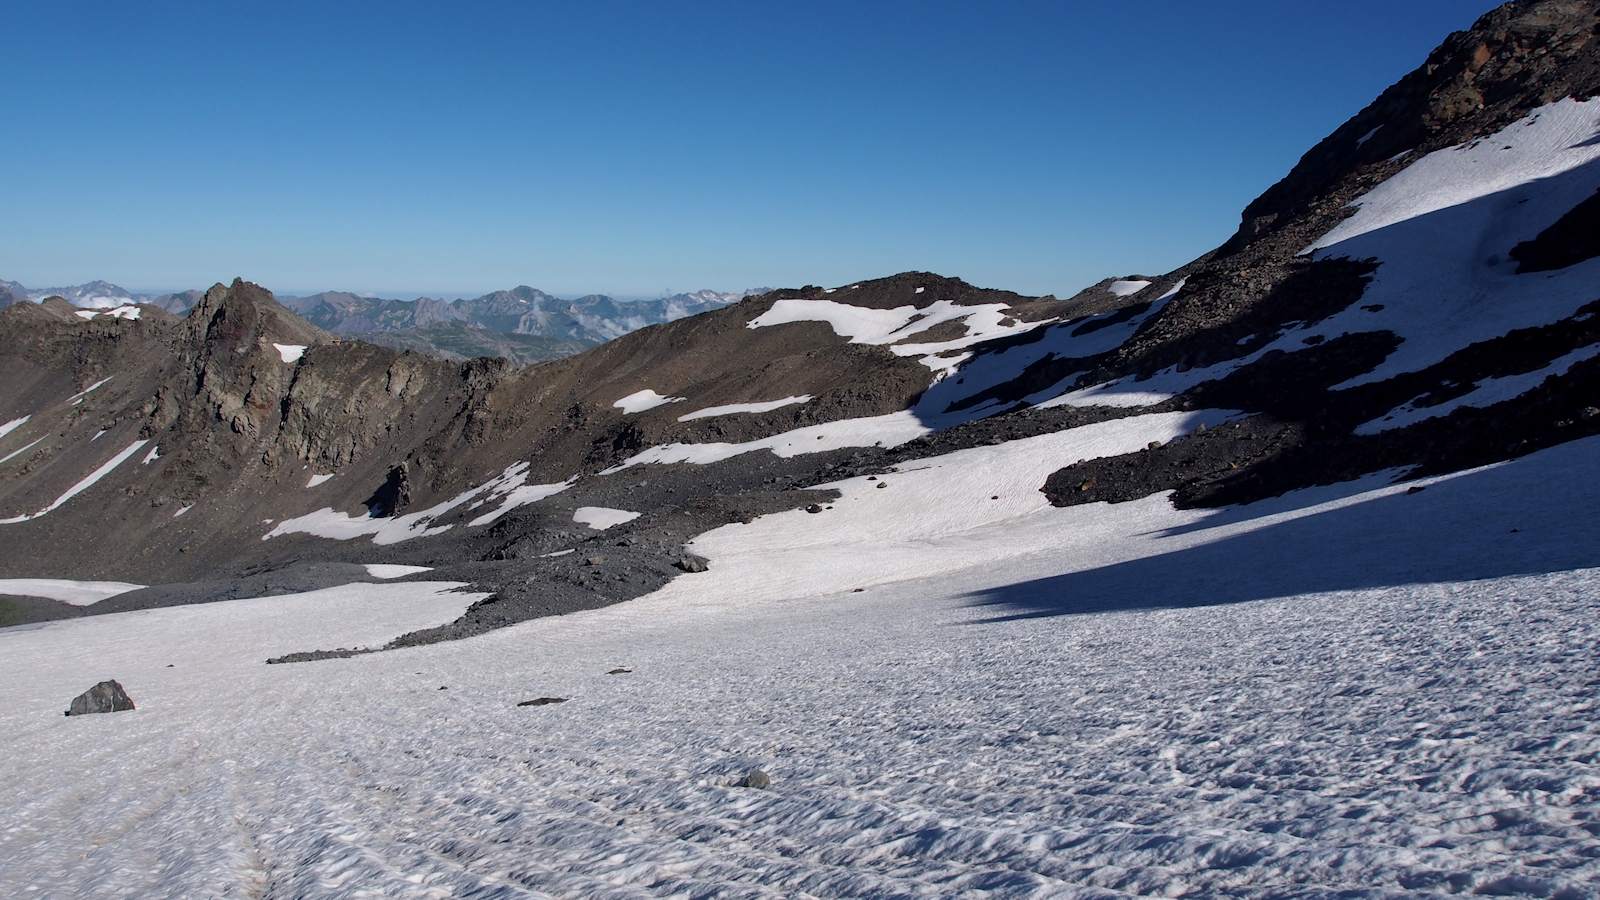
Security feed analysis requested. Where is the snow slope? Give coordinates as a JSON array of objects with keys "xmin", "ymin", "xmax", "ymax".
[{"xmin": 1, "ymin": 428, "xmax": 1597, "ymax": 896}]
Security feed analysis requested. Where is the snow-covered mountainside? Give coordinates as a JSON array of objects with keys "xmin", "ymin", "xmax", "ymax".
[{"xmin": 2, "ymin": 0, "xmax": 1599, "ymax": 894}]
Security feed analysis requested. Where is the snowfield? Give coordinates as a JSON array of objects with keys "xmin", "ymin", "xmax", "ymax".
[{"xmin": 2, "ymin": 423, "xmax": 1597, "ymax": 896}]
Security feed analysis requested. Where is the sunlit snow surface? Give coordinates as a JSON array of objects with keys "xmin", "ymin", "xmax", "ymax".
[
  {"xmin": 273, "ymin": 343, "xmax": 308, "ymax": 364},
  {"xmin": 3, "ymin": 421, "xmax": 1598, "ymax": 895}
]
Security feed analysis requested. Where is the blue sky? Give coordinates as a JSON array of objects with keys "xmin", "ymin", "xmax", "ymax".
[{"xmin": 2, "ymin": 1, "xmax": 1500, "ymax": 299}]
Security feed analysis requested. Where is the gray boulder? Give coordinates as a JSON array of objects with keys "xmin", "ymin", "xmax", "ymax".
[{"xmin": 64, "ymin": 680, "xmax": 136, "ymax": 716}]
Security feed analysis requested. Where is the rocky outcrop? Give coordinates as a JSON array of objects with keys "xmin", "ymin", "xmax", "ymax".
[{"xmin": 64, "ymin": 680, "xmax": 135, "ymax": 716}]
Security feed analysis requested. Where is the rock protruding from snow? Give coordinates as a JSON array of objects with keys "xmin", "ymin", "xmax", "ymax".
[
  {"xmin": 64, "ymin": 680, "xmax": 135, "ymax": 716},
  {"xmin": 674, "ymin": 553, "xmax": 709, "ymax": 573},
  {"xmin": 734, "ymin": 769, "xmax": 771, "ymax": 789}
]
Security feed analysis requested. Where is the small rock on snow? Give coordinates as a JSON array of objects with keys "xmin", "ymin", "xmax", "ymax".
[{"xmin": 517, "ymin": 697, "xmax": 568, "ymax": 707}]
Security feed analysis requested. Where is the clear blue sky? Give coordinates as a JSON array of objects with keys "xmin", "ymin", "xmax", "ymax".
[{"xmin": 2, "ymin": 1, "xmax": 1500, "ymax": 299}]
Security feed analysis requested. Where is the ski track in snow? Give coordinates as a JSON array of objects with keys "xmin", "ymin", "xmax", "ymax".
[{"xmin": 3, "ymin": 422, "xmax": 1598, "ymax": 896}]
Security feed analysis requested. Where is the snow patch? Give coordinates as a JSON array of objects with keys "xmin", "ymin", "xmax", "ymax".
[
  {"xmin": 0, "ymin": 417, "xmax": 28, "ymax": 440},
  {"xmin": 364, "ymin": 564, "xmax": 434, "ymax": 579},
  {"xmin": 677, "ymin": 396, "xmax": 812, "ymax": 421},
  {"xmin": 307, "ymin": 472, "xmax": 334, "ymax": 488},
  {"xmin": 748, "ymin": 298, "xmax": 1048, "ymax": 375},
  {"xmin": 572, "ymin": 507, "xmax": 642, "ymax": 530},
  {"xmin": 613, "ymin": 389, "xmax": 685, "ymax": 414},
  {"xmin": 273, "ymin": 343, "xmax": 308, "ymax": 364},
  {"xmin": 1107, "ymin": 279, "xmax": 1151, "ymax": 297}
]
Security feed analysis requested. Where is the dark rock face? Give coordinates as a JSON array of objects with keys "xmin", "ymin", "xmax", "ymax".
[
  {"xmin": 365, "ymin": 463, "xmax": 413, "ymax": 517},
  {"xmin": 64, "ymin": 680, "xmax": 135, "ymax": 716},
  {"xmin": 517, "ymin": 697, "xmax": 567, "ymax": 707}
]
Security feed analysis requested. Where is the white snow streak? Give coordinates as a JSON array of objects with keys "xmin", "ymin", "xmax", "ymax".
[
  {"xmin": 0, "ymin": 438, "xmax": 44, "ymax": 465},
  {"xmin": 65, "ymin": 378, "xmax": 111, "ymax": 403},
  {"xmin": 677, "ymin": 395, "xmax": 812, "ymax": 421},
  {"xmin": 0, "ymin": 440, "xmax": 148, "ymax": 525},
  {"xmin": 363, "ymin": 564, "xmax": 434, "ymax": 579}
]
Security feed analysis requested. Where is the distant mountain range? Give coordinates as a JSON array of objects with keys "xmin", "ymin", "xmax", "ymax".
[{"xmin": 0, "ymin": 280, "xmax": 765, "ymax": 363}]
